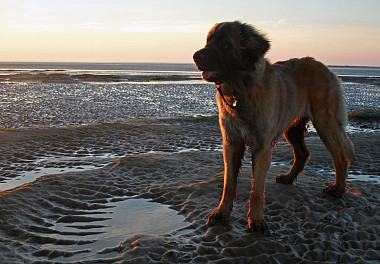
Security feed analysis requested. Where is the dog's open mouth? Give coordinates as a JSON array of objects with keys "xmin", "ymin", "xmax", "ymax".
[
  {"xmin": 195, "ymin": 63, "xmax": 222, "ymax": 84},
  {"xmin": 202, "ymin": 70, "xmax": 218, "ymax": 81},
  {"xmin": 200, "ymin": 70, "xmax": 222, "ymax": 84}
]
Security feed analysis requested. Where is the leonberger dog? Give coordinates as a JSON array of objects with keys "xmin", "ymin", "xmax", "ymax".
[{"xmin": 193, "ymin": 21, "xmax": 355, "ymax": 234}]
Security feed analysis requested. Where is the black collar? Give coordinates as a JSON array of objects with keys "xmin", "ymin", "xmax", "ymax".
[{"xmin": 216, "ymin": 85, "xmax": 237, "ymax": 109}]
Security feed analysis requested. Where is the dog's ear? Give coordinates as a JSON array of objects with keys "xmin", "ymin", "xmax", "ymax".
[{"xmin": 240, "ymin": 23, "xmax": 270, "ymax": 69}]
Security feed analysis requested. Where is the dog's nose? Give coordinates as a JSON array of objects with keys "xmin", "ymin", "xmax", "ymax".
[{"xmin": 193, "ymin": 51, "xmax": 204, "ymax": 63}]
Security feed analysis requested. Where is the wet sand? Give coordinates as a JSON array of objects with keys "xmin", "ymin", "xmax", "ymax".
[
  {"xmin": 0, "ymin": 131, "xmax": 379, "ymax": 263},
  {"xmin": 0, "ymin": 117, "xmax": 222, "ymax": 188}
]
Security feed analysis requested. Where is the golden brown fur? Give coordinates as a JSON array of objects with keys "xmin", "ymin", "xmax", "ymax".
[{"xmin": 193, "ymin": 21, "xmax": 355, "ymax": 234}]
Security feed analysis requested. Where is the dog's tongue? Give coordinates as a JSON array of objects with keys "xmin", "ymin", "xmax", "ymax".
[{"xmin": 202, "ymin": 71, "xmax": 218, "ymax": 81}]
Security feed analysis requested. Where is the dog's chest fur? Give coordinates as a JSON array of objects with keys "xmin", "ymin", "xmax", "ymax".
[
  {"xmin": 217, "ymin": 95, "xmax": 268, "ymax": 150},
  {"xmin": 216, "ymin": 60, "xmax": 277, "ymax": 149}
]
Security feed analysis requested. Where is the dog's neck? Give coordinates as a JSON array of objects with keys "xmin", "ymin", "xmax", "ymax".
[
  {"xmin": 218, "ymin": 57, "xmax": 267, "ymax": 99},
  {"xmin": 252, "ymin": 57, "xmax": 267, "ymax": 81}
]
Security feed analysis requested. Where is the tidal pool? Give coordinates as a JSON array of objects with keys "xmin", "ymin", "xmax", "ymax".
[{"xmin": 43, "ymin": 198, "xmax": 189, "ymax": 262}]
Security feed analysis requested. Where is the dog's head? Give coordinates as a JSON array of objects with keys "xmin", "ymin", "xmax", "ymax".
[{"xmin": 193, "ymin": 21, "xmax": 270, "ymax": 84}]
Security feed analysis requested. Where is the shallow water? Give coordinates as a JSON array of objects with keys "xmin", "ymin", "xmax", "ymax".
[
  {"xmin": 0, "ymin": 81, "xmax": 217, "ymax": 128},
  {"xmin": 1, "ymin": 63, "xmax": 379, "ymax": 129},
  {"xmin": 2, "ymin": 158, "xmax": 108, "ymax": 192},
  {"xmin": 43, "ymin": 198, "xmax": 189, "ymax": 262}
]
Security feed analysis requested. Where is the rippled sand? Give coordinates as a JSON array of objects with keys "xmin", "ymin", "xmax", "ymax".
[{"xmin": 0, "ymin": 130, "xmax": 379, "ymax": 263}]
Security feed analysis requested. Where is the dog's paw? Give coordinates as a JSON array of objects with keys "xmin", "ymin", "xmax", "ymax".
[
  {"xmin": 323, "ymin": 185, "xmax": 344, "ymax": 198},
  {"xmin": 207, "ymin": 211, "xmax": 229, "ymax": 226},
  {"xmin": 274, "ymin": 174, "xmax": 295, "ymax": 185},
  {"xmin": 248, "ymin": 221, "xmax": 269, "ymax": 235}
]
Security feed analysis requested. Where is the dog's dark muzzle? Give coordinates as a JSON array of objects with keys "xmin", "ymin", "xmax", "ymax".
[
  {"xmin": 193, "ymin": 46, "xmax": 223, "ymax": 83},
  {"xmin": 193, "ymin": 49, "xmax": 205, "ymax": 69},
  {"xmin": 194, "ymin": 45, "xmax": 222, "ymax": 68}
]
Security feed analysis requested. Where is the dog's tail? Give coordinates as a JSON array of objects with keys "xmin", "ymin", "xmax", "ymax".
[
  {"xmin": 331, "ymin": 72, "xmax": 355, "ymax": 164},
  {"xmin": 331, "ymin": 72, "xmax": 349, "ymax": 128}
]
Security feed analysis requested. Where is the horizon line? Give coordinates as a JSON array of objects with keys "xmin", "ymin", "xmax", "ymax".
[{"xmin": 1, "ymin": 61, "xmax": 380, "ymax": 68}]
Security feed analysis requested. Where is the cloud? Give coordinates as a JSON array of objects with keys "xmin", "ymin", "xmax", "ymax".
[
  {"xmin": 1, "ymin": 21, "xmax": 201, "ymax": 33},
  {"xmin": 273, "ymin": 18, "xmax": 291, "ymax": 28},
  {"xmin": 2, "ymin": 24, "xmax": 69, "ymax": 32},
  {"xmin": 80, "ymin": 21, "xmax": 202, "ymax": 33}
]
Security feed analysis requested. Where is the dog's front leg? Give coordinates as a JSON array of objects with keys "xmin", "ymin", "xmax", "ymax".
[
  {"xmin": 208, "ymin": 141, "xmax": 245, "ymax": 225},
  {"xmin": 248, "ymin": 147, "xmax": 272, "ymax": 234}
]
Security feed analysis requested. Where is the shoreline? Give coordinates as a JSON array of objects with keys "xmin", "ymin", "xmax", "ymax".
[{"xmin": 1, "ymin": 72, "xmax": 379, "ymax": 85}]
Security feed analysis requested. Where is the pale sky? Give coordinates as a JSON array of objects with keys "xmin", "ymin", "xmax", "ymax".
[{"xmin": 1, "ymin": 0, "xmax": 379, "ymax": 66}]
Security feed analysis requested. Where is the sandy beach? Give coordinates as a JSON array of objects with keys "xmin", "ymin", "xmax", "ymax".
[{"xmin": 0, "ymin": 130, "xmax": 379, "ymax": 263}]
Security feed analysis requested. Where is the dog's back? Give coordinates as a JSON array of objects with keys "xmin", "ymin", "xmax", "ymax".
[
  {"xmin": 275, "ymin": 57, "xmax": 354, "ymax": 167},
  {"xmin": 274, "ymin": 57, "xmax": 348, "ymax": 127}
]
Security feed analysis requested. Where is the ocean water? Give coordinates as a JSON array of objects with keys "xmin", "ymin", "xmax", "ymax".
[
  {"xmin": 0, "ymin": 62, "xmax": 379, "ymax": 190},
  {"xmin": 1, "ymin": 62, "xmax": 379, "ymax": 129}
]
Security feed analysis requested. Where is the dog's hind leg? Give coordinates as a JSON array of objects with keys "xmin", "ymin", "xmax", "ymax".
[
  {"xmin": 312, "ymin": 117, "xmax": 355, "ymax": 198},
  {"xmin": 275, "ymin": 117, "xmax": 310, "ymax": 184}
]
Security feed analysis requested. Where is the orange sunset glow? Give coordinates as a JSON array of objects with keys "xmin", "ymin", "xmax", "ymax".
[{"xmin": 1, "ymin": 0, "xmax": 380, "ymax": 65}]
